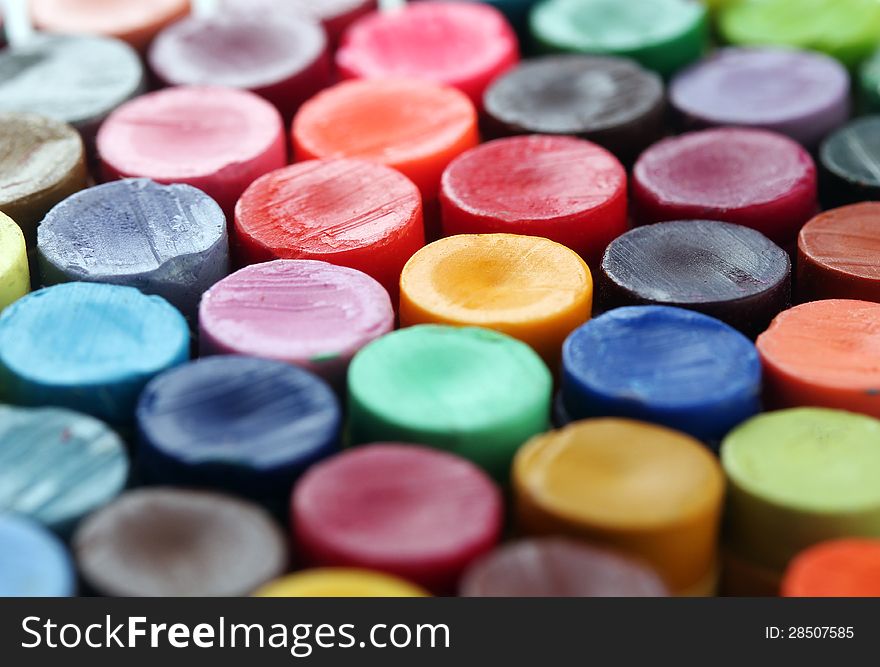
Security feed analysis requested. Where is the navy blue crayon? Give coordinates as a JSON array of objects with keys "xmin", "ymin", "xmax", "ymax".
[
  {"xmin": 38, "ymin": 179, "xmax": 229, "ymax": 320},
  {"xmin": 562, "ymin": 306, "xmax": 762, "ymax": 446},
  {"xmin": 136, "ymin": 356, "xmax": 341, "ymax": 505},
  {"xmin": 0, "ymin": 515, "xmax": 75, "ymax": 597},
  {"xmin": 0, "ymin": 406, "xmax": 128, "ymax": 535}
]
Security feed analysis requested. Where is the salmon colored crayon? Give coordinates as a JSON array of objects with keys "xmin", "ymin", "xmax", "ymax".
[
  {"xmin": 30, "ymin": 0, "xmax": 190, "ymax": 53},
  {"xmin": 756, "ymin": 300, "xmax": 880, "ymax": 417},
  {"xmin": 336, "ymin": 2, "xmax": 519, "ymax": 106},
  {"xmin": 0, "ymin": 213, "xmax": 29, "ymax": 312},
  {"xmin": 254, "ymin": 569, "xmax": 429, "ymax": 598},
  {"xmin": 514, "ymin": 419, "xmax": 725, "ymax": 595},
  {"xmin": 782, "ymin": 540, "xmax": 880, "ymax": 598},
  {"xmin": 633, "ymin": 128, "xmax": 817, "ymax": 246},
  {"xmin": 440, "ymin": 136, "xmax": 628, "ymax": 266},
  {"xmin": 292, "ymin": 444, "xmax": 504, "ymax": 593},
  {"xmin": 798, "ymin": 204, "xmax": 880, "ymax": 303},
  {"xmin": 98, "ymin": 86, "xmax": 286, "ymax": 215},
  {"xmin": 292, "ymin": 79, "xmax": 479, "ymax": 201},
  {"xmin": 399, "ymin": 234, "xmax": 592, "ymax": 368},
  {"xmin": 234, "ymin": 159, "xmax": 424, "ymax": 301}
]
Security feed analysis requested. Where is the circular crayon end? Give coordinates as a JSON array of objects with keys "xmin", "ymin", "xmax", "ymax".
[
  {"xmin": 440, "ymin": 135, "xmax": 627, "ymax": 266},
  {"xmin": 0, "ymin": 35, "xmax": 144, "ymax": 147},
  {"xmin": 460, "ymin": 538, "xmax": 670, "ymax": 597},
  {"xmin": 234, "ymin": 159, "xmax": 424, "ymax": 299},
  {"xmin": 337, "ymin": 2, "xmax": 519, "ymax": 105},
  {"xmin": 670, "ymin": 47, "xmax": 850, "ymax": 148},
  {"xmin": 798, "ymin": 203, "xmax": 880, "ymax": 303},
  {"xmin": 0, "ymin": 112, "xmax": 87, "ymax": 246},
  {"xmin": 31, "ymin": 0, "xmax": 190, "ymax": 52},
  {"xmin": 400, "ymin": 233, "xmax": 592, "ymax": 367},
  {"xmin": 782, "ymin": 539, "xmax": 880, "ymax": 598},
  {"xmin": 633, "ymin": 127, "xmax": 817, "ymax": 245},
  {"xmin": 0, "ymin": 405, "xmax": 128, "ymax": 534},
  {"xmin": 483, "ymin": 55, "xmax": 665, "ymax": 162},
  {"xmin": 0, "ymin": 213, "xmax": 29, "ymax": 311},
  {"xmin": 513, "ymin": 418, "xmax": 724, "ymax": 594},
  {"xmin": 719, "ymin": 0, "xmax": 880, "ymax": 69},
  {"xmin": 347, "ymin": 326, "xmax": 552, "ymax": 478},
  {"xmin": 98, "ymin": 86, "xmax": 286, "ymax": 214},
  {"xmin": 756, "ymin": 299, "xmax": 880, "ymax": 417},
  {"xmin": 562, "ymin": 306, "xmax": 762, "ymax": 444},
  {"xmin": 292, "ymin": 79, "xmax": 479, "ymax": 200},
  {"xmin": 0, "ymin": 283, "xmax": 190, "ymax": 424},
  {"xmin": 200, "ymin": 260, "xmax": 394, "ymax": 388},
  {"xmin": 74, "ymin": 489, "xmax": 288, "ymax": 597},
  {"xmin": 38, "ymin": 179, "xmax": 229, "ymax": 320},
  {"xmin": 599, "ymin": 220, "xmax": 791, "ymax": 337},
  {"xmin": 149, "ymin": 12, "xmax": 330, "ymax": 120},
  {"xmin": 137, "ymin": 356, "xmax": 341, "ymax": 501},
  {"xmin": 530, "ymin": 0, "xmax": 708, "ymax": 77},
  {"xmin": 721, "ymin": 408, "xmax": 880, "ymax": 572},
  {"xmin": 254, "ymin": 569, "xmax": 428, "ymax": 598},
  {"xmin": 820, "ymin": 117, "xmax": 880, "ymax": 208},
  {"xmin": 292, "ymin": 443, "xmax": 503, "ymax": 592},
  {"xmin": 0, "ymin": 516, "xmax": 75, "ymax": 597}
]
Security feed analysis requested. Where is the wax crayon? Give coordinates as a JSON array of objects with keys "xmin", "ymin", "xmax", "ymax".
[
  {"xmin": 399, "ymin": 233, "xmax": 592, "ymax": 367},
  {"xmin": 819, "ymin": 116, "xmax": 880, "ymax": 207},
  {"xmin": 199, "ymin": 260, "xmax": 394, "ymax": 389},
  {"xmin": 74, "ymin": 489, "xmax": 288, "ymax": 597},
  {"xmin": 599, "ymin": 220, "xmax": 791, "ymax": 337},
  {"xmin": 633, "ymin": 127, "xmax": 817, "ymax": 245},
  {"xmin": 757, "ymin": 299, "xmax": 880, "ymax": 417},
  {"xmin": 782, "ymin": 540, "xmax": 880, "ymax": 598},
  {"xmin": 561, "ymin": 307, "xmax": 762, "ymax": 444},
  {"xmin": 718, "ymin": 0, "xmax": 880, "ymax": 69},
  {"xmin": 0, "ymin": 35, "xmax": 145, "ymax": 151},
  {"xmin": 38, "ymin": 179, "xmax": 229, "ymax": 320},
  {"xmin": 347, "ymin": 326, "xmax": 552, "ymax": 478},
  {"xmin": 0, "ymin": 516, "xmax": 74, "ymax": 597},
  {"xmin": 798, "ymin": 204, "xmax": 880, "ymax": 303},
  {"xmin": 222, "ymin": 0, "xmax": 379, "ymax": 46},
  {"xmin": 722, "ymin": 408, "xmax": 880, "ymax": 573},
  {"xmin": 30, "ymin": 0, "xmax": 190, "ymax": 52},
  {"xmin": 234, "ymin": 159, "xmax": 424, "ymax": 300},
  {"xmin": 98, "ymin": 86, "xmax": 287, "ymax": 215},
  {"xmin": 0, "ymin": 405, "xmax": 128, "ymax": 535},
  {"xmin": 0, "ymin": 283, "xmax": 190, "ymax": 424},
  {"xmin": 0, "ymin": 113, "xmax": 87, "ymax": 249},
  {"xmin": 255, "ymin": 569, "xmax": 428, "ymax": 598},
  {"xmin": 514, "ymin": 419, "xmax": 724, "ymax": 595},
  {"xmin": 292, "ymin": 79, "xmax": 479, "ymax": 201},
  {"xmin": 670, "ymin": 47, "xmax": 850, "ymax": 147},
  {"xmin": 460, "ymin": 539, "xmax": 670, "ymax": 597},
  {"xmin": 137, "ymin": 357, "xmax": 341, "ymax": 503},
  {"xmin": 440, "ymin": 135, "xmax": 627, "ymax": 266},
  {"xmin": 483, "ymin": 55, "xmax": 665, "ymax": 162},
  {"xmin": 0, "ymin": 212, "xmax": 28, "ymax": 311},
  {"xmin": 337, "ymin": 2, "xmax": 519, "ymax": 106},
  {"xmin": 149, "ymin": 12, "xmax": 331, "ymax": 120},
  {"xmin": 293, "ymin": 444, "xmax": 503, "ymax": 592},
  {"xmin": 859, "ymin": 48, "xmax": 880, "ymax": 112},
  {"xmin": 530, "ymin": 0, "xmax": 708, "ymax": 77}
]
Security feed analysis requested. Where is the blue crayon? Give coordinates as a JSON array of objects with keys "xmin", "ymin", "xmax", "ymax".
[
  {"xmin": 562, "ymin": 306, "xmax": 762, "ymax": 446},
  {"xmin": 136, "ymin": 356, "xmax": 342, "ymax": 504},
  {"xmin": 0, "ymin": 515, "xmax": 75, "ymax": 597},
  {"xmin": 0, "ymin": 405, "xmax": 129, "ymax": 535},
  {"xmin": 0, "ymin": 283, "xmax": 190, "ymax": 424},
  {"xmin": 38, "ymin": 179, "xmax": 229, "ymax": 320}
]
